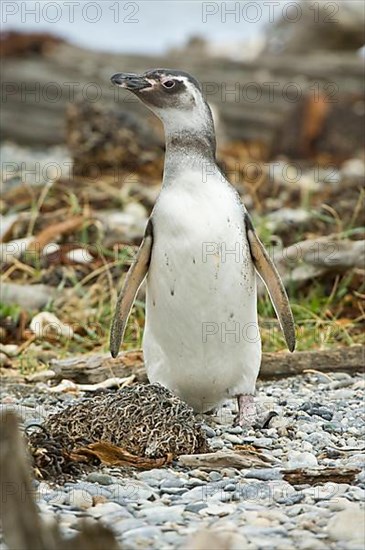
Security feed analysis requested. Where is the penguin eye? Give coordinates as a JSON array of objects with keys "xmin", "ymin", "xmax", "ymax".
[{"xmin": 162, "ymin": 79, "xmax": 175, "ymax": 89}]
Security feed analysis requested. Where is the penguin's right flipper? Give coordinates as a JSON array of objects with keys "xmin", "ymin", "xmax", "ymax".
[
  {"xmin": 244, "ymin": 213, "xmax": 296, "ymax": 352},
  {"xmin": 110, "ymin": 219, "xmax": 153, "ymax": 358}
]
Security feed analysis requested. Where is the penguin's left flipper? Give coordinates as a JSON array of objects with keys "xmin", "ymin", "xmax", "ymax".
[
  {"xmin": 245, "ymin": 213, "xmax": 296, "ymax": 352},
  {"xmin": 110, "ymin": 219, "xmax": 153, "ymax": 358}
]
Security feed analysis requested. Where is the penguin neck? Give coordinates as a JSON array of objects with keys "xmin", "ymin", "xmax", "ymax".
[
  {"xmin": 163, "ymin": 134, "xmax": 216, "ymax": 185},
  {"xmin": 159, "ymin": 102, "xmax": 217, "ymax": 181},
  {"xmin": 166, "ymin": 130, "xmax": 216, "ymax": 161}
]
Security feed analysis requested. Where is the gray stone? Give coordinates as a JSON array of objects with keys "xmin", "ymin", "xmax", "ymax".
[
  {"xmin": 160, "ymin": 477, "xmax": 185, "ymax": 489},
  {"xmin": 202, "ymin": 425, "xmax": 216, "ymax": 438},
  {"xmin": 64, "ymin": 482, "xmax": 111, "ymax": 498},
  {"xmin": 186, "ymin": 477, "xmax": 205, "ymax": 488},
  {"xmin": 276, "ymin": 492, "xmax": 305, "ymax": 506},
  {"xmin": 241, "ymin": 525, "xmax": 288, "ymax": 537},
  {"xmin": 223, "ymin": 432, "xmax": 243, "ymax": 444},
  {"xmin": 243, "ymin": 437, "xmax": 273, "ymax": 448},
  {"xmin": 209, "ymin": 471, "xmax": 222, "ymax": 482},
  {"xmin": 185, "ymin": 501, "xmax": 208, "ymax": 514},
  {"xmin": 202, "ymin": 503, "xmax": 236, "ymax": 516},
  {"xmin": 137, "ymin": 504, "xmax": 185, "ymax": 524},
  {"xmin": 224, "ymin": 483, "xmax": 237, "ymax": 492},
  {"xmin": 160, "ymin": 486, "xmax": 187, "ymax": 495},
  {"xmin": 188, "ymin": 469, "xmax": 210, "ymax": 481},
  {"xmin": 109, "ymin": 481, "xmax": 156, "ymax": 503},
  {"xmin": 292, "ymin": 532, "xmax": 328, "ymax": 550},
  {"xmin": 112, "ymin": 518, "xmax": 145, "ymax": 534},
  {"xmin": 286, "ymin": 451, "xmax": 318, "ymax": 469},
  {"xmin": 227, "ymin": 425, "xmax": 243, "ymax": 434},
  {"xmin": 347, "ymin": 486, "xmax": 365, "ymax": 502},
  {"xmin": 47, "ymin": 493, "xmax": 68, "ymax": 506},
  {"xmin": 136, "ymin": 469, "xmax": 173, "ymax": 482},
  {"xmin": 68, "ymin": 489, "xmax": 93, "ymax": 510},
  {"xmin": 244, "ymin": 469, "xmax": 283, "ymax": 481},
  {"xmin": 88, "ymin": 501, "xmax": 129, "ymax": 518},
  {"xmin": 182, "ymin": 486, "xmax": 206, "ymax": 502},
  {"xmin": 86, "ymin": 472, "xmax": 114, "ymax": 485},
  {"xmin": 323, "ymin": 421, "xmax": 344, "ymax": 434},
  {"xmin": 122, "ymin": 526, "xmax": 162, "ymax": 541},
  {"xmin": 327, "ymin": 504, "xmax": 365, "ymax": 545},
  {"xmin": 210, "ymin": 438, "xmax": 224, "ymax": 450},
  {"xmin": 306, "ymin": 432, "xmax": 332, "ymax": 448},
  {"xmin": 299, "ymin": 401, "xmax": 333, "ymax": 421}
]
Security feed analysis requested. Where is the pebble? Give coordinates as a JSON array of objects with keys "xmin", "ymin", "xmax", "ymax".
[
  {"xmin": 226, "ymin": 425, "xmax": 243, "ymax": 434},
  {"xmin": 202, "ymin": 425, "xmax": 216, "ymax": 438},
  {"xmin": 111, "ymin": 480, "xmax": 157, "ymax": 503},
  {"xmin": 209, "ymin": 438, "xmax": 224, "ymax": 450},
  {"xmin": 138, "ymin": 504, "xmax": 185, "ymax": 524},
  {"xmin": 223, "ymin": 432, "xmax": 243, "ymax": 444},
  {"xmin": 327, "ymin": 504, "xmax": 365, "ymax": 544},
  {"xmin": 189, "ymin": 469, "xmax": 210, "ymax": 481},
  {"xmin": 160, "ymin": 477, "xmax": 186, "ymax": 489},
  {"xmin": 186, "ymin": 477, "xmax": 205, "ymax": 488},
  {"xmin": 122, "ymin": 526, "xmax": 162, "ymax": 542},
  {"xmin": 245, "ymin": 437, "xmax": 273, "ymax": 448},
  {"xmin": 68, "ymin": 489, "xmax": 93, "ymax": 510},
  {"xmin": 323, "ymin": 422, "xmax": 344, "ymax": 434},
  {"xmin": 185, "ymin": 502, "xmax": 207, "ymax": 514},
  {"xmin": 65, "ymin": 482, "xmax": 111, "ymax": 499},
  {"xmin": 88, "ymin": 501, "xmax": 129, "ymax": 518},
  {"xmin": 245, "ymin": 469, "xmax": 283, "ymax": 481},
  {"xmin": 86, "ymin": 472, "xmax": 114, "ymax": 485},
  {"xmin": 224, "ymin": 483, "xmax": 236, "ymax": 492},
  {"xmin": 286, "ymin": 451, "xmax": 318, "ymax": 469},
  {"xmin": 209, "ymin": 471, "xmax": 222, "ymax": 482},
  {"xmin": 202, "ymin": 503, "xmax": 235, "ymax": 517},
  {"xmin": 112, "ymin": 518, "xmax": 145, "ymax": 534},
  {"xmin": 299, "ymin": 401, "xmax": 333, "ymax": 420}
]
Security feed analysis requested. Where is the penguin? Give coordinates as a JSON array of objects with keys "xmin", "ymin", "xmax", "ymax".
[{"xmin": 110, "ymin": 69, "xmax": 295, "ymax": 426}]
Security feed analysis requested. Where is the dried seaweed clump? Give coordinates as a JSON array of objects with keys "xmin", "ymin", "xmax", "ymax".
[{"xmin": 43, "ymin": 384, "xmax": 207, "ymax": 458}]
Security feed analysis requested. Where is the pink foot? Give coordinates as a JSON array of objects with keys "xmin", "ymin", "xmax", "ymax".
[{"xmin": 234, "ymin": 394, "xmax": 256, "ymax": 427}]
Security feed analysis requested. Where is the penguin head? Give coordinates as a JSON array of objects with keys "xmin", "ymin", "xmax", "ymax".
[{"xmin": 111, "ymin": 69, "xmax": 214, "ymax": 138}]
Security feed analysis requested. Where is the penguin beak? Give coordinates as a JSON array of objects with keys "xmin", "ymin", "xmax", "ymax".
[{"xmin": 111, "ymin": 72, "xmax": 152, "ymax": 91}]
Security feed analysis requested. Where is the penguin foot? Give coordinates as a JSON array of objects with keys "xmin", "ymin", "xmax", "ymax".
[{"xmin": 234, "ymin": 394, "xmax": 256, "ymax": 427}]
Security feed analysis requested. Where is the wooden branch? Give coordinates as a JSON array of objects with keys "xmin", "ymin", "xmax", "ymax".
[
  {"xmin": 178, "ymin": 448, "xmax": 276, "ymax": 470},
  {"xmin": 51, "ymin": 350, "xmax": 147, "ymax": 384},
  {"xmin": 283, "ymin": 467, "xmax": 360, "ymax": 486},
  {"xmin": 260, "ymin": 345, "xmax": 364, "ymax": 379},
  {"xmin": 0, "ymin": 410, "xmax": 121, "ymax": 550},
  {"xmin": 50, "ymin": 346, "xmax": 364, "ymax": 386}
]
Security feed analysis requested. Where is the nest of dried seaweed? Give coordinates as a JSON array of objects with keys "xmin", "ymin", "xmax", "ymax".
[{"xmin": 28, "ymin": 384, "xmax": 207, "ymax": 479}]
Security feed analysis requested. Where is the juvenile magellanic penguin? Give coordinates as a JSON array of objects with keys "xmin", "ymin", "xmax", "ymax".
[{"xmin": 110, "ymin": 69, "xmax": 295, "ymax": 426}]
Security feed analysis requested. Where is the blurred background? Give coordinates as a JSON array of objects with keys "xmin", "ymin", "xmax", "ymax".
[{"xmin": 1, "ymin": 0, "xmax": 364, "ymax": 377}]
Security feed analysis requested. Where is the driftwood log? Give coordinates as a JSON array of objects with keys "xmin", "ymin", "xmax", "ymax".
[
  {"xmin": 50, "ymin": 350, "xmax": 146, "ymax": 384},
  {"xmin": 49, "ymin": 346, "xmax": 364, "ymax": 385},
  {"xmin": 282, "ymin": 467, "xmax": 361, "ymax": 486},
  {"xmin": 0, "ymin": 410, "xmax": 121, "ymax": 550},
  {"xmin": 260, "ymin": 345, "xmax": 365, "ymax": 379},
  {"xmin": 178, "ymin": 448, "xmax": 276, "ymax": 470}
]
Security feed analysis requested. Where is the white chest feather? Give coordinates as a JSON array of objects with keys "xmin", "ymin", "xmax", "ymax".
[{"xmin": 143, "ymin": 168, "xmax": 261, "ymax": 412}]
